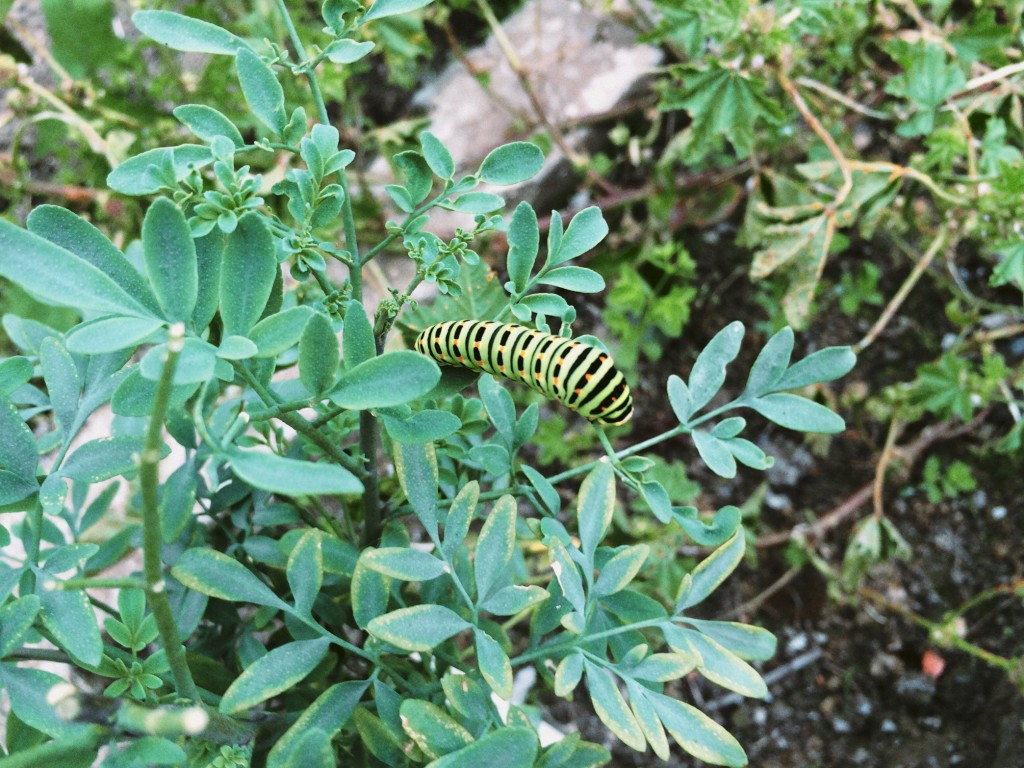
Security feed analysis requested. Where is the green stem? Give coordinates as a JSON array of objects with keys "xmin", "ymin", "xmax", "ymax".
[
  {"xmin": 141, "ymin": 324, "xmax": 201, "ymax": 704},
  {"xmin": 234, "ymin": 363, "xmax": 365, "ymax": 477},
  {"xmin": 511, "ymin": 618, "xmax": 666, "ymax": 666}
]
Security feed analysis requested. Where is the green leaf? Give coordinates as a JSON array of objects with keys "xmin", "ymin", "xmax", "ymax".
[
  {"xmin": 220, "ymin": 637, "xmax": 331, "ymax": 714},
  {"xmin": 549, "ymin": 207, "xmax": 607, "ymax": 266},
  {"xmin": 692, "ymin": 431, "xmax": 737, "ymax": 479},
  {"xmin": 475, "ymin": 628, "xmax": 513, "ymax": 698},
  {"xmin": 684, "ymin": 619, "xmax": 777, "ymax": 661},
  {"xmin": 991, "ymin": 238, "xmax": 1024, "ymax": 291},
  {"xmin": 744, "ymin": 327, "xmax": 793, "ymax": 396},
  {"xmin": 361, "ymin": 547, "xmax": 446, "ymax": 581},
  {"xmin": 173, "ymin": 104, "xmax": 245, "ymax": 146},
  {"xmin": 172, "ymin": 548, "xmax": 290, "ymax": 609},
  {"xmin": 442, "ymin": 481, "xmax": 478, "ymax": 560},
  {"xmin": 0, "ymin": 219, "xmax": 155, "ymax": 318},
  {"xmin": 419, "ymin": 131, "xmax": 454, "ymax": 179},
  {"xmin": 142, "ymin": 198, "xmax": 198, "ymax": 323},
  {"xmin": 66, "ymin": 316, "xmax": 164, "ymax": 354},
  {"xmin": 577, "ymin": 462, "xmax": 615, "ymax": 562},
  {"xmin": 220, "ymin": 212, "xmax": 278, "ymax": 337},
  {"xmin": 506, "ymin": 202, "xmax": 539, "ymax": 293},
  {"xmin": 111, "ymin": 365, "xmax": 199, "ymax": 417},
  {"xmin": 474, "ymin": 495, "xmax": 516, "ymax": 600},
  {"xmin": 479, "ymin": 375, "xmax": 516, "ymax": 443},
  {"xmin": 774, "ymin": 346, "xmax": 857, "ymax": 391},
  {"xmin": 139, "ymin": 338, "xmax": 217, "ymax": 385},
  {"xmin": 353, "ymin": 708, "xmax": 405, "ymax": 764},
  {"xmin": 323, "ymin": 38, "xmax": 375, "ymax": 64},
  {"xmin": 428, "ymin": 727, "xmax": 539, "ymax": 768},
  {"xmin": 401, "ymin": 699, "xmax": 472, "ymax": 759},
  {"xmin": 40, "ymin": 338, "xmax": 80, "ymax": 439},
  {"xmin": 26, "ymin": 205, "xmax": 162, "ymax": 316},
  {"xmin": 676, "ymin": 529, "xmax": 745, "ymax": 611},
  {"xmin": 250, "ymin": 306, "xmax": 315, "ymax": 357},
  {"xmin": 192, "ymin": 230, "xmax": 224, "ymax": 331},
  {"xmin": 548, "ymin": 538, "xmax": 585, "ymax": 618},
  {"xmin": 267, "ymin": 680, "xmax": 370, "ymax": 768},
  {"xmin": 516, "ymin": 293, "xmax": 570, "ymax": 318},
  {"xmin": 37, "ymin": 584, "xmax": 103, "ymax": 665},
  {"xmin": 626, "ymin": 682, "xmax": 670, "ymax": 760},
  {"xmin": 342, "ymin": 301, "xmax": 375, "ymax": 369},
  {"xmin": 299, "ymin": 313, "xmax": 339, "ymax": 395},
  {"xmin": 660, "ymin": 63, "xmax": 782, "ymax": 160},
  {"xmin": 287, "ymin": 531, "xmax": 324, "ymax": 616},
  {"xmin": 689, "ymin": 321, "xmax": 744, "ymax": 412},
  {"xmin": 639, "ymin": 480, "xmax": 673, "ymax": 524},
  {"xmin": 667, "ymin": 374, "xmax": 694, "ymax": 424},
  {"xmin": 60, "ymin": 436, "xmax": 152, "ymax": 482},
  {"xmin": 554, "ymin": 651, "xmax": 584, "ymax": 697},
  {"xmin": 630, "ymin": 651, "xmax": 697, "ymax": 682},
  {"xmin": 537, "ymin": 265, "xmax": 605, "ymax": 292},
  {"xmin": 366, "ymin": 605, "xmax": 470, "ymax": 651},
  {"xmin": 218, "ymin": 335, "xmax": 258, "ymax": 360},
  {"xmin": 651, "ymin": 692, "xmax": 747, "ymax": 766},
  {"xmin": 0, "ymin": 356, "xmax": 33, "ymax": 395},
  {"xmin": 0, "ymin": 665, "xmax": 70, "ymax": 738},
  {"xmin": 0, "ymin": 394, "xmax": 37, "ymax": 481},
  {"xmin": 227, "ymin": 448, "xmax": 362, "ymax": 496},
  {"xmin": 393, "ymin": 441, "xmax": 439, "ymax": 534},
  {"xmin": 41, "ymin": 0, "xmax": 123, "ymax": 78},
  {"xmin": 885, "ymin": 41, "xmax": 966, "ymax": 137},
  {"xmin": 584, "ymin": 660, "xmax": 646, "ymax": 750},
  {"xmin": 680, "ymin": 629, "xmax": 767, "ymax": 698},
  {"xmin": 116, "ymin": 737, "xmax": 186, "ymax": 766},
  {"xmin": 0, "ymin": 595, "xmax": 41, "ymax": 657},
  {"xmin": 132, "ymin": 10, "xmax": 248, "ymax": 54},
  {"xmin": 351, "ymin": 557, "xmax": 390, "ymax": 629},
  {"xmin": 236, "ymin": 48, "xmax": 286, "ymax": 135},
  {"xmin": 381, "ymin": 409, "xmax": 461, "ymax": 444},
  {"xmin": 361, "ymin": 0, "xmax": 434, "ymax": 23},
  {"xmin": 479, "ymin": 584, "xmax": 548, "ymax": 616},
  {"xmin": 394, "ymin": 150, "xmax": 433, "ymax": 204},
  {"xmin": 329, "ymin": 351, "xmax": 440, "ymax": 409},
  {"xmin": 521, "ymin": 464, "xmax": 559, "ymax": 516},
  {"xmin": 444, "ymin": 191, "xmax": 505, "ymax": 214},
  {"xmin": 748, "ymin": 393, "xmax": 845, "ymax": 433},
  {"xmin": 594, "ymin": 544, "xmax": 649, "ymax": 596},
  {"xmin": 107, "ymin": 145, "xmax": 213, "ymax": 196},
  {"xmin": 477, "ymin": 141, "xmax": 544, "ymax": 185}
]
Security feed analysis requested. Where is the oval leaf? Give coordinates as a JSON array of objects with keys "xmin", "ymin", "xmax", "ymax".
[{"xmin": 220, "ymin": 638, "xmax": 331, "ymax": 714}]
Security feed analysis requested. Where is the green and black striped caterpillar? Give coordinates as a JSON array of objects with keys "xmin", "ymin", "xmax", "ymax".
[{"xmin": 414, "ymin": 321, "xmax": 633, "ymax": 426}]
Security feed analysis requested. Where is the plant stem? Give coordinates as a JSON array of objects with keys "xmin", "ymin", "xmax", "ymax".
[{"xmin": 140, "ymin": 324, "xmax": 201, "ymax": 704}]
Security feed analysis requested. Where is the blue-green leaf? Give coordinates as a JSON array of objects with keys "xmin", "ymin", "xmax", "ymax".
[
  {"xmin": 584, "ymin": 660, "xmax": 646, "ymax": 750},
  {"xmin": 474, "ymin": 495, "xmax": 516, "ymax": 600},
  {"xmin": 143, "ymin": 198, "xmax": 198, "ymax": 323},
  {"xmin": 361, "ymin": 547, "xmax": 446, "ymax": 581},
  {"xmin": 361, "ymin": 0, "xmax": 434, "ymax": 23},
  {"xmin": 689, "ymin": 321, "xmax": 744, "ymax": 412},
  {"xmin": 133, "ymin": 10, "xmax": 249, "ymax": 54},
  {"xmin": 474, "ymin": 628, "xmax": 512, "ymax": 698},
  {"xmin": 173, "ymin": 104, "xmax": 245, "ymax": 147},
  {"xmin": 172, "ymin": 548, "xmax": 289, "ymax": 609},
  {"xmin": 744, "ymin": 326, "xmax": 793, "ymax": 396},
  {"xmin": 220, "ymin": 638, "xmax": 331, "ymax": 714},
  {"xmin": 66, "ymin": 316, "xmax": 164, "ymax": 354},
  {"xmin": 236, "ymin": 48, "xmax": 286, "ymax": 135},
  {"xmin": 549, "ymin": 206, "xmax": 607, "ymax": 266},
  {"xmin": 506, "ymin": 201, "xmax": 538, "ymax": 293},
  {"xmin": 675, "ymin": 529, "xmax": 745, "ymax": 611},
  {"xmin": 0, "ymin": 220, "xmax": 155, "ymax": 318},
  {"xmin": 329, "ymin": 351, "xmax": 440, "ymax": 409},
  {"xmin": 220, "ymin": 212, "xmax": 278, "ymax": 337},
  {"xmin": 27, "ymin": 205, "xmax": 161, "ymax": 316},
  {"xmin": 477, "ymin": 142, "xmax": 544, "ymax": 185},
  {"xmin": 366, "ymin": 605, "xmax": 470, "ymax": 651},
  {"xmin": 227, "ymin": 449, "xmax": 363, "ymax": 496},
  {"xmin": 748, "ymin": 393, "xmax": 845, "ymax": 433}
]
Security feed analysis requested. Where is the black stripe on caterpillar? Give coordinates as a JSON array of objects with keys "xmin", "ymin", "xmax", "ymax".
[{"xmin": 414, "ymin": 321, "xmax": 632, "ymax": 426}]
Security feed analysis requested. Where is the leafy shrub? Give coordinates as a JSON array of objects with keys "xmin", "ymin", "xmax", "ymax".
[{"xmin": 0, "ymin": 3, "xmax": 856, "ymax": 767}]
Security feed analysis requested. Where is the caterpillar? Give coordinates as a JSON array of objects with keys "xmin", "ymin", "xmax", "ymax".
[{"xmin": 414, "ymin": 321, "xmax": 633, "ymax": 426}]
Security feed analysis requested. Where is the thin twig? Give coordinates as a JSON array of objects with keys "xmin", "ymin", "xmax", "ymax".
[{"xmin": 854, "ymin": 224, "xmax": 948, "ymax": 354}]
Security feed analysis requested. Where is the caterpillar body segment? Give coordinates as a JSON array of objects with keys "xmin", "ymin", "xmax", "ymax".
[{"xmin": 414, "ymin": 321, "xmax": 633, "ymax": 425}]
